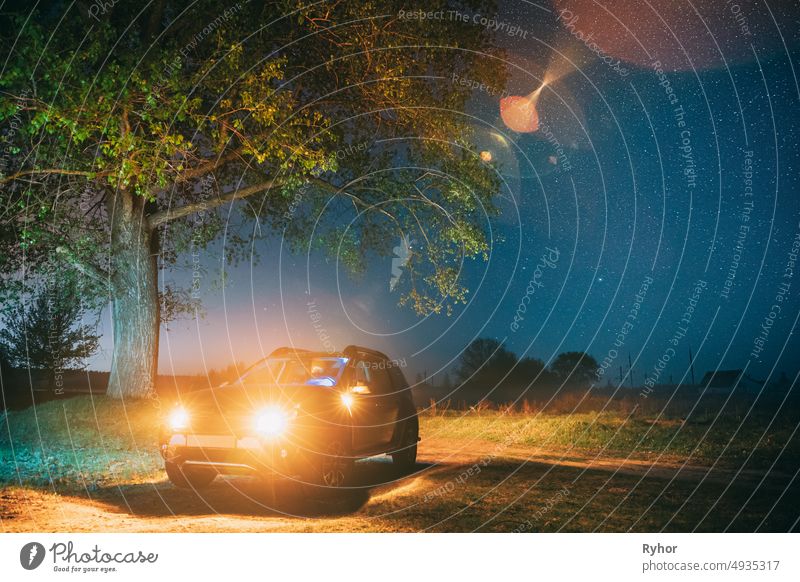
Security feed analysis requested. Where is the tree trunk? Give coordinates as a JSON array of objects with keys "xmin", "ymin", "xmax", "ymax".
[{"xmin": 106, "ymin": 191, "xmax": 159, "ymax": 399}]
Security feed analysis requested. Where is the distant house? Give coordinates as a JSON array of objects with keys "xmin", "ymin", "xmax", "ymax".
[{"xmin": 699, "ymin": 369, "xmax": 764, "ymax": 394}]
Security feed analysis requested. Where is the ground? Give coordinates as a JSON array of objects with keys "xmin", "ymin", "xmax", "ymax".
[
  {"xmin": 1, "ymin": 397, "xmax": 798, "ymax": 532},
  {"xmin": 2, "ymin": 437, "xmax": 798, "ymax": 532}
]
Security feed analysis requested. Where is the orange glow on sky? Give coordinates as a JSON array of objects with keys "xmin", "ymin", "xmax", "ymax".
[{"xmin": 499, "ymin": 84, "xmax": 544, "ymax": 133}]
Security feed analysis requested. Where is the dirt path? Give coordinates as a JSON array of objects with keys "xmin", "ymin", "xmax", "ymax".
[
  {"xmin": 0, "ymin": 439, "xmax": 787, "ymax": 532},
  {"xmin": 420, "ymin": 438, "xmax": 776, "ymax": 484}
]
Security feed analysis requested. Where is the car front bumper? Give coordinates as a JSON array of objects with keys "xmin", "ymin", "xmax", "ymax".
[{"xmin": 161, "ymin": 433, "xmax": 312, "ymax": 478}]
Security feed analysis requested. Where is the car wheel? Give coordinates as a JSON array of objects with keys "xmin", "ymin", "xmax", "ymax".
[
  {"xmin": 392, "ymin": 418, "xmax": 418, "ymax": 472},
  {"xmin": 303, "ymin": 437, "xmax": 354, "ymax": 495},
  {"xmin": 165, "ymin": 461, "xmax": 217, "ymax": 489}
]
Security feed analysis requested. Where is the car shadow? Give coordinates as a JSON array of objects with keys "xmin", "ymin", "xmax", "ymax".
[{"xmin": 91, "ymin": 457, "xmax": 434, "ymax": 519}]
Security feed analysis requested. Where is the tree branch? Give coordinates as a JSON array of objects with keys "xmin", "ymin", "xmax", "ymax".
[
  {"xmin": 148, "ymin": 177, "xmax": 291, "ymax": 228},
  {"xmin": 307, "ymin": 176, "xmax": 400, "ymax": 225},
  {"xmin": 0, "ymin": 168, "xmax": 111, "ymax": 185},
  {"xmin": 55, "ymin": 246, "xmax": 110, "ymax": 288},
  {"xmin": 172, "ymin": 148, "xmax": 244, "ymax": 185}
]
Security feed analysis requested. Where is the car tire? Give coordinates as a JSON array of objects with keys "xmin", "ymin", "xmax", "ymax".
[
  {"xmin": 391, "ymin": 418, "xmax": 418, "ymax": 472},
  {"xmin": 165, "ymin": 461, "xmax": 217, "ymax": 490},
  {"xmin": 302, "ymin": 436, "xmax": 354, "ymax": 496}
]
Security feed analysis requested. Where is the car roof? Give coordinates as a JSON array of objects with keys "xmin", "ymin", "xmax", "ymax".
[{"xmin": 268, "ymin": 345, "xmax": 392, "ymax": 361}]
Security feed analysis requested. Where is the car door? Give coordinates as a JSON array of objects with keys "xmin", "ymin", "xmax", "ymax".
[
  {"xmin": 348, "ymin": 359, "xmax": 385, "ymax": 452},
  {"xmin": 363, "ymin": 357, "xmax": 400, "ymax": 447}
]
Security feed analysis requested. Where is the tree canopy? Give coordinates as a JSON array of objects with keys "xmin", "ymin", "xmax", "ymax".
[
  {"xmin": 455, "ymin": 337, "xmax": 518, "ymax": 385},
  {"xmin": 0, "ymin": 0, "xmax": 505, "ymax": 313},
  {"xmin": 0, "ymin": 0, "xmax": 507, "ymax": 396},
  {"xmin": 549, "ymin": 351, "xmax": 599, "ymax": 386}
]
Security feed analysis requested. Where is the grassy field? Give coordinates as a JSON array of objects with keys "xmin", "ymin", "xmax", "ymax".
[
  {"xmin": 422, "ymin": 409, "xmax": 800, "ymax": 471},
  {"xmin": 1, "ymin": 395, "xmax": 799, "ymax": 532},
  {"xmin": 0, "ymin": 396, "xmax": 161, "ymax": 490},
  {"xmin": 2, "ymin": 395, "xmax": 798, "ymax": 491}
]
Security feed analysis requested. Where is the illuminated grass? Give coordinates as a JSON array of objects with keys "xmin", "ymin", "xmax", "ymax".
[
  {"xmin": 0, "ymin": 396, "xmax": 162, "ymax": 490},
  {"xmin": 421, "ymin": 410, "xmax": 800, "ymax": 469}
]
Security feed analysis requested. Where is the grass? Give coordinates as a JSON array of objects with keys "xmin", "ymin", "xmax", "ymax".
[
  {"xmin": 422, "ymin": 409, "xmax": 800, "ymax": 470},
  {"xmin": 0, "ymin": 396, "xmax": 163, "ymax": 491}
]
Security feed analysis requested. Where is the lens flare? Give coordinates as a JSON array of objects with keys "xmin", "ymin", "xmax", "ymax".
[
  {"xmin": 500, "ymin": 84, "xmax": 545, "ymax": 133},
  {"xmin": 168, "ymin": 407, "xmax": 190, "ymax": 431},
  {"xmin": 254, "ymin": 405, "xmax": 290, "ymax": 437},
  {"xmin": 340, "ymin": 393, "xmax": 354, "ymax": 411}
]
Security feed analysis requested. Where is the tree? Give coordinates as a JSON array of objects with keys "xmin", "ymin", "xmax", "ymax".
[
  {"xmin": 510, "ymin": 356, "xmax": 548, "ymax": 384},
  {"xmin": 455, "ymin": 338, "xmax": 518, "ymax": 385},
  {"xmin": 0, "ymin": 1, "xmax": 506, "ymax": 397},
  {"xmin": 0, "ymin": 343, "xmax": 10, "ymax": 387},
  {"xmin": 0, "ymin": 280, "xmax": 100, "ymax": 372},
  {"xmin": 549, "ymin": 351, "xmax": 599, "ymax": 387}
]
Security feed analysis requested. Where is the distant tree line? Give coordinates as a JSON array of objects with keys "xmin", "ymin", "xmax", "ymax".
[{"xmin": 442, "ymin": 338, "xmax": 600, "ymax": 404}]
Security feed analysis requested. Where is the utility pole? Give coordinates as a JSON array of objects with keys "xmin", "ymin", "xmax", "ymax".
[
  {"xmin": 619, "ymin": 365, "xmax": 624, "ymax": 387},
  {"xmin": 688, "ymin": 346, "xmax": 696, "ymax": 386}
]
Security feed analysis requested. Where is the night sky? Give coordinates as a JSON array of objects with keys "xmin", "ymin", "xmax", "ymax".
[{"xmin": 85, "ymin": 1, "xmax": 800, "ymax": 390}]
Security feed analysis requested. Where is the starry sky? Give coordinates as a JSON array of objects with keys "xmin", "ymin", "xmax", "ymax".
[{"xmin": 86, "ymin": 0, "xmax": 800, "ymax": 389}]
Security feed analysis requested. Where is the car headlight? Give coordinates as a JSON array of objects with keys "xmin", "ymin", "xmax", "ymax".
[
  {"xmin": 254, "ymin": 405, "xmax": 292, "ymax": 438},
  {"xmin": 168, "ymin": 407, "xmax": 190, "ymax": 431},
  {"xmin": 340, "ymin": 393, "xmax": 354, "ymax": 411}
]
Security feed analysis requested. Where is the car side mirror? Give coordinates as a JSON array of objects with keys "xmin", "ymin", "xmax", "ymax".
[{"xmin": 350, "ymin": 384, "xmax": 371, "ymax": 395}]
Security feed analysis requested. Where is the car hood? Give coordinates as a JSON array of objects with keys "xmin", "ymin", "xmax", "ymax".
[{"xmin": 179, "ymin": 382, "xmax": 338, "ymax": 415}]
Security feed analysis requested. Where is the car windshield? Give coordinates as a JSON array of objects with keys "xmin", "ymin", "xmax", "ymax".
[{"xmin": 234, "ymin": 356, "xmax": 347, "ymax": 387}]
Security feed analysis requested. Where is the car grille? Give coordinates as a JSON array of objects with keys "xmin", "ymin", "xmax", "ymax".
[{"xmin": 189, "ymin": 410, "xmax": 252, "ymax": 436}]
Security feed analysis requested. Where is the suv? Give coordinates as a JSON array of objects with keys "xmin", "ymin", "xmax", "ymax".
[{"xmin": 159, "ymin": 346, "xmax": 418, "ymax": 492}]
